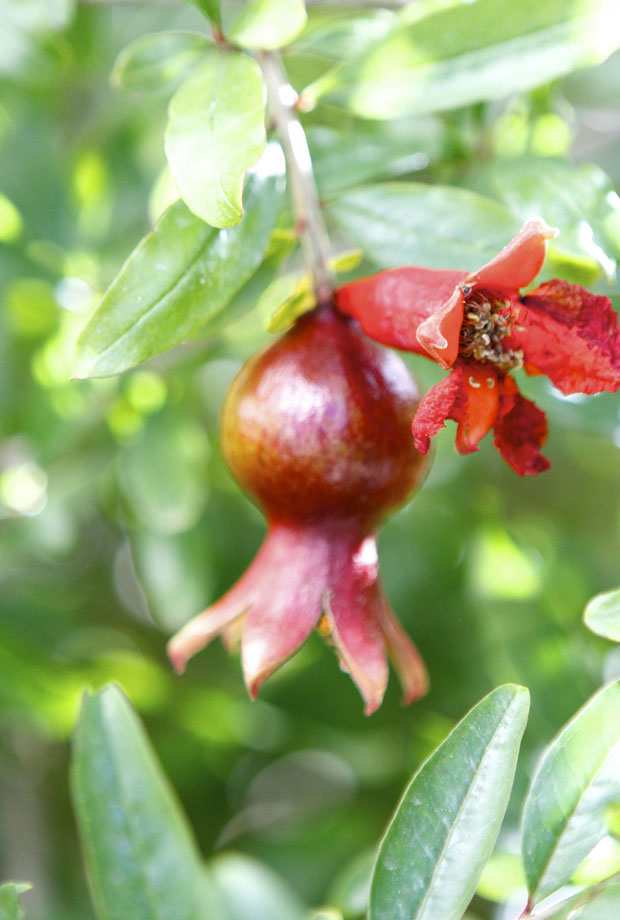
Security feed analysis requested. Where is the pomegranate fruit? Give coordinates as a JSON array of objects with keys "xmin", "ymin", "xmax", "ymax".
[{"xmin": 168, "ymin": 303, "xmax": 430, "ymax": 713}]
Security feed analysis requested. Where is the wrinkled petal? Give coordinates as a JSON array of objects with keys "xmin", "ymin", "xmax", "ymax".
[
  {"xmin": 493, "ymin": 376, "xmax": 550, "ymax": 476},
  {"xmin": 472, "ymin": 218, "xmax": 558, "ymax": 291},
  {"xmin": 241, "ymin": 523, "xmax": 328, "ymax": 697},
  {"xmin": 412, "ymin": 365, "xmax": 499, "ymax": 456},
  {"xmin": 455, "ymin": 365, "xmax": 500, "ymax": 454},
  {"xmin": 416, "ymin": 286, "xmax": 465, "ymax": 368},
  {"xmin": 323, "ymin": 536, "xmax": 388, "ymax": 715},
  {"xmin": 510, "ymin": 279, "xmax": 620, "ymax": 395},
  {"xmin": 377, "ymin": 600, "xmax": 428, "ymax": 705},
  {"xmin": 336, "ymin": 267, "xmax": 467, "ymax": 354},
  {"xmin": 412, "ymin": 366, "xmax": 466, "ymax": 453}
]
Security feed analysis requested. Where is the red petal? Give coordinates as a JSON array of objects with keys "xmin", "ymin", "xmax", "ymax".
[
  {"xmin": 472, "ymin": 218, "xmax": 557, "ymax": 291},
  {"xmin": 412, "ymin": 366, "xmax": 467, "ymax": 454},
  {"xmin": 454, "ymin": 365, "xmax": 500, "ymax": 454},
  {"xmin": 323, "ymin": 536, "xmax": 388, "ymax": 715},
  {"xmin": 336, "ymin": 267, "xmax": 467, "ymax": 354},
  {"xmin": 241, "ymin": 522, "xmax": 328, "ymax": 697},
  {"xmin": 493, "ymin": 376, "xmax": 550, "ymax": 476},
  {"xmin": 510, "ymin": 280, "xmax": 620, "ymax": 395},
  {"xmin": 377, "ymin": 601, "xmax": 428, "ymax": 705},
  {"xmin": 416, "ymin": 286, "xmax": 464, "ymax": 368}
]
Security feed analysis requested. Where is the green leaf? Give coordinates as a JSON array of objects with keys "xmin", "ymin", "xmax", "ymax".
[
  {"xmin": 522, "ymin": 681, "xmax": 620, "ymax": 904},
  {"xmin": 0, "ymin": 883, "xmax": 31, "ymax": 920},
  {"xmin": 210, "ymin": 853, "xmax": 308, "ymax": 920},
  {"xmin": 111, "ymin": 32, "xmax": 211, "ymax": 95},
  {"xmin": 306, "ymin": 0, "xmax": 620, "ymax": 119},
  {"xmin": 223, "ymin": 0, "xmax": 307, "ymax": 50},
  {"xmin": 119, "ymin": 412, "xmax": 210, "ymax": 536},
  {"xmin": 482, "ymin": 157, "xmax": 620, "ymax": 281},
  {"xmin": 584, "ymin": 588, "xmax": 620, "ymax": 641},
  {"xmin": 73, "ymin": 161, "xmax": 284, "ymax": 378},
  {"xmin": 0, "ymin": 0, "xmax": 74, "ymax": 77},
  {"xmin": 130, "ymin": 527, "xmax": 213, "ymax": 631},
  {"xmin": 187, "ymin": 0, "xmax": 221, "ymax": 25},
  {"xmin": 369, "ymin": 684, "xmax": 529, "ymax": 920},
  {"xmin": 165, "ymin": 49, "xmax": 266, "ymax": 228},
  {"xmin": 327, "ymin": 182, "xmax": 520, "ymax": 272},
  {"xmin": 308, "ymin": 119, "xmax": 441, "ymax": 196},
  {"xmin": 71, "ymin": 685, "xmax": 209, "ymax": 920},
  {"xmin": 547, "ymin": 880, "xmax": 620, "ymax": 919}
]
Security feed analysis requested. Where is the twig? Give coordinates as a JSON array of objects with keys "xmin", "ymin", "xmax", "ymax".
[{"xmin": 257, "ymin": 51, "xmax": 335, "ymax": 304}]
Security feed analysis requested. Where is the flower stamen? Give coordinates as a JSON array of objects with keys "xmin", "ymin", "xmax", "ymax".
[{"xmin": 459, "ymin": 288, "xmax": 523, "ymax": 372}]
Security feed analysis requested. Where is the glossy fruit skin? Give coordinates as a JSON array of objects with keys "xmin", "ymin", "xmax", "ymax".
[
  {"xmin": 169, "ymin": 303, "xmax": 430, "ymax": 714},
  {"xmin": 221, "ymin": 303, "xmax": 428, "ymax": 525}
]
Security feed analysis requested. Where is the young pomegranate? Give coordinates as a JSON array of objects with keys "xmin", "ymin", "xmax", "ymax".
[{"xmin": 168, "ymin": 303, "xmax": 430, "ymax": 714}]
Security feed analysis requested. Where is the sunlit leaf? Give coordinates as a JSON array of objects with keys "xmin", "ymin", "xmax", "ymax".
[
  {"xmin": 584, "ymin": 588, "xmax": 620, "ymax": 642},
  {"xmin": 588, "ymin": 591, "xmax": 620, "ymax": 647},
  {"xmin": 73, "ymin": 163, "xmax": 284, "ymax": 378},
  {"xmin": 0, "ymin": 882, "xmax": 31, "ymax": 920},
  {"xmin": 548, "ymin": 880, "xmax": 620, "ymax": 918},
  {"xmin": 210, "ymin": 853, "xmax": 308, "ymax": 920},
  {"xmin": 309, "ymin": 120, "xmax": 441, "ymax": 196},
  {"xmin": 223, "ymin": 0, "xmax": 307, "ymax": 50},
  {"xmin": 522, "ymin": 681, "xmax": 620, "ymax": 904},
  {"xmin": 111, "ymin": 32, "xmax": 211, "ymax": 95},
  {"xmin": 0, "ymin": 0, "xmax": 74, "ymax": 77},
  {"xmin": 71, "ymin": 685, "xmax": 211, "ymax": 920},
  {"xmin": 165, "ymin": 49, "xmax": 266, "ymax": 227},
  {"xmin": 482, "ymin": 158, "xmax": 620, "ymax": 281},
  {"xmin": 370, "ymin": 684, "xmax": 529, "ymax": 920},
  {"xmin": 327, "ymin": 182, "xmax": 520, "ymax": 272},
  {"xmin": 306, "ymin": 0, "xmax": 620, "ymax": 119}
]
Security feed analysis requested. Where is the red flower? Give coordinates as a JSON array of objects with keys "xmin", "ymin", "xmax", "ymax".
[{"xmin": 336, "ymin": 219, "xmax": 620, "ymax": 475}]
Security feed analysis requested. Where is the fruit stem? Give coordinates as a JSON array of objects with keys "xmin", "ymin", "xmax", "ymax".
[{"xmin": 258, "ymin": 50, "xmax": 334, "ymax": 306}]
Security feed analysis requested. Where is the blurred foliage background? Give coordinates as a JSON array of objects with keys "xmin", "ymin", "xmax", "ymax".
[{"xmin": 1, "ymin": 1, "xmax": 620, "ymax": 918}]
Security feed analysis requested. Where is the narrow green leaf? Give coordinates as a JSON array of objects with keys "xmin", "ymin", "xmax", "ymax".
[
  {"xmin": 165, "ymin": 49, "xmax": 266, "ymax": 228},
  {"xmin": 223, "ymin": 0, "xmax": 307, "ymax": 50},
  {"xmin": 71, "ymin": 685, "xmax": 208, "ymax": 920},
  {"xmin": 370, "ymin": 684, "xmax": 529, "ymax": 920},
  {"xmin": 73, "ymin": 160, "xmax": 284, "ymax": 378},
  {"xmin": 0, "ymin": 883, "xmax": 31, "ymax": 920},
  {"xmin": 584, "ymin": 589, "xmax": 620, "ymax": 641},
  {"xmin": 522, "ymin": 681, "xmax": 620, "ymax": 904},
  {"xmin": 327, "ymin": 183, "xmax": 520, "ymax": 272},
  {"xmin": 307, "ymin": 0, "xmax": 620, "ymax": 118},
  {"xmin": 210, "ymin": 853, "xmax": 308, "ymax": 920},
  {"xmin": 111, "ymin": 32, "xmax": 211, "ymax": 95}
]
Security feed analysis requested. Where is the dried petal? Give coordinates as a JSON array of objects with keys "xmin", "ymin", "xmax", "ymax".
[
  {"xmin": 493, "ymin": 376, "xmax": 550, "ymax": 476},
  {"xmin": 412, "ymin": 366, "xmax": 467, "ymax": 454},
  {"xmin": 510, "ymin": 280, "xmax": 620, "ymax": 395},
  {"xmin": 336, "ymin": 267, "xmax": 467, "ymax": 353}
]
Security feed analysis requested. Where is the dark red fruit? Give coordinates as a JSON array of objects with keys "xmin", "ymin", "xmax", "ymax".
[{"xmin": 168, "ymin": 304, "xmax": 430, "ymax": 713}]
